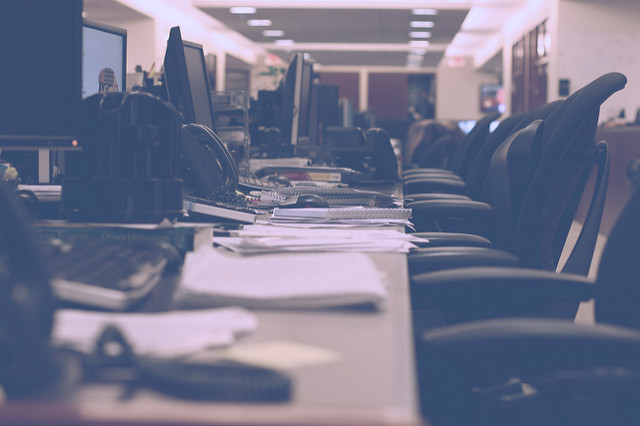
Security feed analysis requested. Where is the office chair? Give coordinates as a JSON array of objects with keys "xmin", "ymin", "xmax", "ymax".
[
  {"xmin": 406, "ymin": 101, "xmax": 564, "ymax": 251},
  {"xmin": 407, "ymin": 72, "xmax": 626, "ymax": 278},
  {"xmin": 417, "ymin": 179, "xmax": 640, "ymax": 426},
  {"xmin": 404, "ymin": 119, "xmax": 465, "ymax": 170},
  {"xmin": 410, "ymin": 133, "xmax": 463, "ymax": 170},
  {"xmin": 405, "ymin": 100, "xmax": 562, "ymax": 203},
  {"xmin": 403, "ymin": 112, "xmax": 501, "ymax": 195}
]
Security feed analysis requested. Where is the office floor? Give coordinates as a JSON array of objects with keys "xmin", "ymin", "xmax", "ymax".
[{"xmin": 561, "ymin": 221, "xmax": 608, "ymax": 325}]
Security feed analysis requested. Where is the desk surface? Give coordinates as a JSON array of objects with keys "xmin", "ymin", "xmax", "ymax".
[{"xmin": 1, "ymin": 253, "xmax": 420, "ymax": 425}]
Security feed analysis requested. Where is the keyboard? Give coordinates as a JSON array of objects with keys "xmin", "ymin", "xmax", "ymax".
[
  {"xmin": 37, "ymin": 238, "xmax": 181, "ymax": 311},
  {"xmin": 238, "ymin": 176, "xmax": 289, "ymax": 192}
]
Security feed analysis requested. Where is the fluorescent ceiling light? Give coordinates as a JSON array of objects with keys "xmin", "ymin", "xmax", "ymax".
[
  {"xmin": 410, "ymin": 31, "xmax": 432, "ymax": 39},
  {"xmin": 248, "ymin": 19, "xmax": 272, "ymax": 27},
  {"xmin": 274, "ymin": 39, "xmax": 294, "ymax": 46},
  {"xmin": 263, "ymin": 30, "xmax": 284, "ymax": 37},
  {"xmin": 230, "ymin": 6, "xmax": 256, "ymax": 14},
  {"xmin": 412, "ymin": 8, "xmax": 438, "ymax": 16},
  {"xmin": 409, "ymin": 48, "xmax": 427, "ymax": 55},
  {"xmin": 409, "ymin": 40, "xmax": 430, "ymax": 48},
  {"xmin": 410, "ymin": 21, "xmax": 434, "ymax": 28}
]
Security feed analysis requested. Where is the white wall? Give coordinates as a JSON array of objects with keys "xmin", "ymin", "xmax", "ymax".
[
  {"xmin": 108, "ymin": 17, "xmax": 156, "ymax": 74},
  {"xmin": 435, "ymin": 59, "xmax": 499, "ymax": 121},
  {"xmin": 557, "ymin": 0, "xmax": 640, "ymax": 122}
]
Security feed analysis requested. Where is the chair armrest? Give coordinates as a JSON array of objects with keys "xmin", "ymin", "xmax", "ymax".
[
  {"xmin": 422, "ymin": 317, "xmax": 640, "ymax": 369},
  {"xmin": 404, "ymin": 168, "xmax": 456, "ymax": 177},
  {"xmin": 407, "ymin": 199, "xmax": 494, "ymax": 232},
  {"xmin": 405, "ymin": 193, "xmax": 471, "ymax": 202},
  {"xmin": 404, "ymin": 171, "xmax": 463, "ymax": 181},
  {"xmin": 408, "ymin": 247, "xmax": 520, "ymax": 275},
  {"xmin": 411, "ymin": 266, "xmax": 594, "ymax": 313},
  {"xmin": 411, "ymin": 232, "xmax": 492, "ymax": 248},
  {"xmin": 419, "ymin": 318, "xmax": 640, "ymax": 424},
  {"xmin": 404, "ymin": 177, "xmax": 467, "ymax": 195}
]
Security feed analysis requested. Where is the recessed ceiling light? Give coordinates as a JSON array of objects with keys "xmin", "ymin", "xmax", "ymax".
[
  {"xmin": 410, "ymin": 31, "xmax": 432, "ymax": 39},
  {"xmin": 230, "ymin": 7, "xmax": 256, "ymax": 14},
  {"xmin": 409, "ymin": 40, "xmax": 430, "ymax": 48},
  {"xmin": 410, "ymin": 21, "xmax": 434, "ymax": 28},
  {"xmin": 412, "ymin": 8, "xmax": 438, "ymax": 16},
  {"xmin": 263, "ymin": 30, "xmax": 284, "ymax": 37},
  {"xmin": 248, "ymin": 19, "xmax": 272, "ymax": 27},
  {"xmin": 274, "ymin": 39, "xmax": 294, "ymax": 46}
]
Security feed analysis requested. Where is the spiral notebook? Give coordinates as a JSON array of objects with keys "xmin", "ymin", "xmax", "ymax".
[
  {"xmin": 271, "ymin": 206, "xmax": 412, "ymax": 220},
  {"xmin": 261, "ymin": 187, "xmax": 396, "ymax": 207}
]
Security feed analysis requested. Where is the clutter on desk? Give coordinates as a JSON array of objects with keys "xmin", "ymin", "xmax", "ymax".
[
  {"xmin": 82, "ymin": 324, "xmax": 292, "ymax": 403},
  {"xmin": 260, "ymin": 185, "xmax": 398, "ymax": 207},
  {"xmin": 52, "ymin": 307, "xmax": 257, "ymax": 358},
  {"xmin": 212, "ymin": 224, "xmax": 420, "ymax": 254},
  {"xmin": 176, "ymin": 246, "xmax": 388, "ymax": 310}
]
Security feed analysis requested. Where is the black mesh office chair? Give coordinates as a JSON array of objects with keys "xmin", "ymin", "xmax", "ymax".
[
  {"xmin": 407, "ymin": 73, "xmax": 626, "ymax": 278},
  {"xmin": 417, "ymin": 178, "xmax": 640, "ymax": 426}
]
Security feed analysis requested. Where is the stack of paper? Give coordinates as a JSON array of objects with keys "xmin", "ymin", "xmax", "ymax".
[
  {"xmin": 212, "ymin": 224, "xmax": 421, "ymax": 254},
  {"xmin": 52, "ymin": 307, "xmax": 257, "ymax": 358},
  {"xmin": 175, "ymin": 246, "xmax": 388, "ymax": 310},
  {"xmin": 269, "ymin": 206, "xmax": 412, "ymax": 227}
]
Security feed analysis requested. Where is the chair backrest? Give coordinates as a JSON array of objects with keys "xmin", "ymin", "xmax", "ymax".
[
  {"xmin": 514, "ymin": 72, "xmax": 626, "ymax": 272},
  {"xmin": 463, "ymin": 111, "xmax": 528, "ymax": 199},
  {"xmin": 479, "ymin": 73, "xmax": 626, "ymax": 273},
  {"xmin": 450, "ymin": 111, "xmax": 501, "ymax": 177},
  {"xmin": 406, "ymin": 120, "xmax": 463, "ymax": 168},
  {"xmin": 413, "ymin": 133, "xmax": 462, "ymax": 169},
  {"xmin": 595, "ymin": 182, "xmax": 640, "ymax": 328}
]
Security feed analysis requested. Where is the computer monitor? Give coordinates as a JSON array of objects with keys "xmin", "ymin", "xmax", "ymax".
[
  {"xmin": 480, "ymin": 83, "xmax": 506, "ymax": 114},
  {"xmin": 82, "ymin": 18, "xmax": 127, "ymax": 98},
  {"xmin": 163, "ymin": 26, "xmax": 217, "ymax": 133},
  {"xmin": 0, "ymin": 0, "xmax": 82, "ymax": 150},
  {"xmin": 308, "ymin": 83, "xmax": 340, "ymax": 146},
  {"xmin": 281, "ymin": 52, "xmax": 314, "ymax": 147}
]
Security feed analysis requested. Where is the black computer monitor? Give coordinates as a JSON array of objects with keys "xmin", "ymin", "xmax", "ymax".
[
  {"xmin": 281, "ymin": 52, "xmax": 314, "ymax": 147},
  {"xmin": 308, "ymin": 83, "xmax": 340, "ymax": 146},
  {"xmin": 0, "ymin": 0, "xmax": 82, "ymax": 150},
  {"xmin": 163, "ymin": 26, "xmax": 217, "ymax": 133},
  {"xmin": 82, "ymin": 18, "xmax": 127, "ymax": 98}
]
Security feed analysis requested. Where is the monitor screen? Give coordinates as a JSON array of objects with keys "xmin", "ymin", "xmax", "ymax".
[
  {"xmin": 281, "ymin": 52, "xmax": 314, "ymax": 146},
  {"xmin": 163, "ymin": 26, "xmax": 216, "ymax": 133},
  {"xmin": 0, "ymin": 0, "xmax": 82, "ymax": 149},
  {"xmin": 82, "ymin": 18, "xmax": 127, "ymax": 98},
  {"xmin": 480, "ymin": 83, "xmax": 506, "ymax": 114}
]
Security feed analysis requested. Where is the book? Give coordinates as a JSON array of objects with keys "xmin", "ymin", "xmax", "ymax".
[
  {"xmin": 256, "ymin": 166, "xmax": 357, "ymax": 183},
  {"xmin": 30, "ymin": 220, "xmax": 212, "ymax": 255}
]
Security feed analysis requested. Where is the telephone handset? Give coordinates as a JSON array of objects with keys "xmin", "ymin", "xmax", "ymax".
[
  {"xmin": 0, "ymin": 181, "xmax": 59, "ymax": 397},
  {"xmin": 180, "ymin": 123, "xmax": 239, "ymax": 199}
]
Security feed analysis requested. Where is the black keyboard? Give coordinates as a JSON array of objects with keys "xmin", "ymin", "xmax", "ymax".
[
  {"xmin": 37, "ymin": 238, "xmax": 181, "ymax": 310},
  {"xmin": 238, "ymin": 176, "xmax": 289, "ymax": 192}
]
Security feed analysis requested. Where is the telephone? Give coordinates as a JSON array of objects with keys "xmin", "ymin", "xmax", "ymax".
[
  {"xmin": 324, "ymin": 126, "xmax": 399, "ymax": 182},
  {"xmin": 0, "ymin": 181, "xmax": 59, "ymax": 397},
  {"xmin": 180, "ymin": 123, "xmax": 239, "ymax": 199}
]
